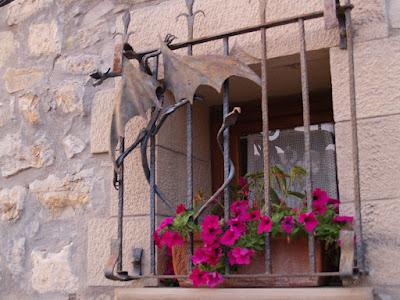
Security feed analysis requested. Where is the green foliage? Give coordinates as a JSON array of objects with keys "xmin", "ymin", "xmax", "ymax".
[{"xmin": 171, "ymin": 211, "xmax": 199, "ymax": 238}]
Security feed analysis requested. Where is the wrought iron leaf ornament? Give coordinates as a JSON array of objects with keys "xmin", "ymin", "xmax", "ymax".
[
  {"xmin": 161, "ymin": 42, "xmax": 262, "ymax": 103},
  {"xmin": 109, "ymin": 62, "xmax": 161, "ymax": 166}
]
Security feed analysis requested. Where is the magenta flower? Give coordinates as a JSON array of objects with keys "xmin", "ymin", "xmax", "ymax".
[
  {"xmin": 206, "ymin": 271, "xmax": 224, "ymax": 288},
  {"xmin": 161, "ymin": 230, "xmax": 184, "ymax": 248},
  {"xmin": 192, "ymin": 247, "xmax": 208, "ymax": 265},
  {"xmin": 333, "ymin": 215, "xmax": 353, "ymax": 224},
  {"xmin": 298, "ymin": 212, "xmax": 319, "ymax": 233},
  {"xmin": 246, "ymin": 209, "xmax": 261, "ymax": 221},
  {"xmin": 154, "ymin": 232, "xmax": 162, "ymax": 248},
  {"xmin": 220, "ymin": 228, "xmax": 241, "ymax": 246},
  {"xmin": 176, "ymin": 203, "xmax": 186, "ymax": 214},
  {"xmin": 228, "ymin": 217, "xmax": 246, "ymax": 234},
  {"xmin": 312, "ymin": 188, "xmax": 329, "ymax": 215},
  {"xmin": 201, "ymin": 215, "xmax": 222, "ymax": 244},
  {"xmin": 328, "ymin": 198, "xmax": 340, "ymax": 212},
  {"xmin": 239, "ymin": 177, "xmax": 247, "ymax": 188},
  {"xmin": 257, "ymin": 215, "xmax": 272, "ymax": 234},
  {"xmin": 189, "ymin": 268, "xmax": 208, "ymax": 287},
  {"xmin": 230, "ymin": 200, "xmax": 249, "ymax": 219},
  {"xmin": 281, "ymin": 216, "xmax": 295, "ymax": 234},
  {"xmin": 157, "ymin": 217, "xmax": 173, "ymax": 232},
  {"xmin": 228, "ymin": 247, "xmax": 254, "ymax": 265},
  {"xmin": 204, "ymin": 246, "xmax": 223, "ymax": 266}
]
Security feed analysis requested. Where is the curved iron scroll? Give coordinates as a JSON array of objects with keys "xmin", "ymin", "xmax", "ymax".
[{"xmin": 193, "ymin": 107, "xmax": 241, "ymax": 220}]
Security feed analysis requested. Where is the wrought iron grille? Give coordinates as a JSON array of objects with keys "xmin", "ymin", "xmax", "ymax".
[{"xmin": 91, "ymin": 0, "xmax": 365, "ymax": 284}]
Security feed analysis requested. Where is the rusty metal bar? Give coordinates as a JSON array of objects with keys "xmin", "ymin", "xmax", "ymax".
[
  {"xmin": 117, "ymin": 137, "xmax": 125, "ymax": 272},
  {"xmin": 344, "ymin": 0, "xmax": 364, "ymax": 272},
  {"xmin": 223, "ymin": 36, "xmax": 231, "ymax": 275},
  {"xmin": 298, "ymin": 18, "xmax": 316, "ymax": 273},
  {"xmin": 150, "ymin": 132, "xmax": 156, "ymax": 275},
  {"xmin": 259, "ymin": 0, "xmax": 272, "ymax": 274},
  {"xmin": 135, "ymin": 7, "xmax": 352, "ymax": 57}
]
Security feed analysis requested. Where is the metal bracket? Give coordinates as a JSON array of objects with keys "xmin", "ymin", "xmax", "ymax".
[
  {"xmin": 324, "ymin": 0, "xmax": 350, "ymax": 49},
  {"xmin": 339, "ymin": 230, "xmax": 355, "ymax": 286},
  {"xmin": 132, "ymin": 248, "xmax": 143, "ymax": 276}
]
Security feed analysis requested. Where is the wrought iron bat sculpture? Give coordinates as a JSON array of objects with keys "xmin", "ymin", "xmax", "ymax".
[{"xmin": 90, "ymin": 10, "xmax": 261, "ymax": 281}]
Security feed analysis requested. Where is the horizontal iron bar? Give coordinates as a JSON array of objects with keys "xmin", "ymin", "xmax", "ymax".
[{"xmin": 136, "ymin": 5, "xmax": 352, "ymax": 56}]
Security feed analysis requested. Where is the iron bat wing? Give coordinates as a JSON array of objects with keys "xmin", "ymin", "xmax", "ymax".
[
  {"xmin": 110, "ymin": 61, "xmax": 161, "ymax": 166},
  {"xmin": 161, "ymin": 43, "xmax": 262, "ymax": 103}
]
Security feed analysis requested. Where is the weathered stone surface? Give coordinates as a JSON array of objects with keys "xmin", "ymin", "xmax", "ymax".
[
  {"xmin": 0, "ymin": 32, "xmax": 16, "ymax": 68},
  {"xmin": 55, "ymin": 81, "xmax": 84, "ymax": 113},
  {"xmin": 63, "ymin": 135, "xmax": 86, "ymax": 158},
  {"xmin": 331, "ymin": 35, "xmax": 400, "ymax": 122},
  {"xmin": 7, "ymin": 0, "xmax": 53, "ymax": 25},
  {"xmin": 90, "ymin": 89, "xmax": 114, "ymax": 154},
  {"xmin": 0, "ymin": 186, "xmax": 26, "ymax": 221},
  {"xmin": 0, "ymin": 133, "xmax": 54, "ymax": 177},
  {"xmin": 3, "ymin": 68, "xmax": 43, "ymax": 94},
  {"xmin": 18, "ymin": 94, "xmax": 40, "ymax": 124},
  {"xmin": 82, "ymin": 0, "xmax": 113, "ymax": 26},
  {"xmin": 28, "ymin": 21, "xmax": 61, "ymax": 56},
  {"xmin": 362, "ymin": 199, "xmax": 400, "ymax": 285},
  {"xmin": 0, "ymin": 97, "xmax": 15, "ymax": 127},
  {"xmin": 7, "ymin": 238, "xmax": 25, "ymax": 278},
  {"xmin": 29, "ymin": 169, "xmax": 93, "ymax": 212},
  {"xmin": 31, "ymin": 243, "xmax": 78, "ymax": 293},
  {"xmin": 55, "ymin": 55, "xmax": 98, "ymax": 75},
  {"xmin": 389, "ymin": 0, "xmax": 400, "ymax": 28},
  {"xmin": 87, "ymin": 217, "xmax": 150, "ymax": 287}
]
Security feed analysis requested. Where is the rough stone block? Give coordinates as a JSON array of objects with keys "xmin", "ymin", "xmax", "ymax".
[
  {"xmin": 87, "ymin": 217, "xmax": 150, "ymax": 287},
  {"xmin": 31, "ymin": 243, "xmax": 79, "ymax": 293},
  {"xmin": 389, "ymin": 0, "xmax": 400, "ymax": 28},
  {"xmin": 3, "ymin": 68, "xmax": 43, "ymax": 94},
  {"xmin": 54, "ymin": 80, "xmax": 84, "ymax": 114},
  {"xmin": 331, "ymin": 36, "xmax": 400, "ymax": 122},
  {"xmin": 63, "ymin": 135, "xmax": 86, "ymax": 159},
  {"xmin": 0, "ymin": 31, "xmax": 16, "ymax": 68},
  {"xmin": 28, "ymin": 20, "xmax": 61, "ymax": 56},
  {"xmin": 55, "ymin": 55, "xmax": 99, "ymax": 75},
  {"xmin": 361, "ymin": 199, "xmax": 400, "ymax": 286},
  {"xmin": 0, "ymin": 96, "xmax": 15, "ymax": 127},
  {"xmin": 7, "ymin": 0, "xmax": 53, "ymax": 25},
  {"xmin": 0, "ymin": 185, "xmax": 26, "ymax": 221},
  {"xmin": 90, "ymin": 89, "xmax": 114, "ymax": 154},
  {"xmin": 18, "ymin": 93, "xmax": 40, "ymax": 124}
]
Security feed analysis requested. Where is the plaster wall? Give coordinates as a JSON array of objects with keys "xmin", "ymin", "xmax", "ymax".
[{"xmin": 0, "ymin": 0, "xmax": 399, "ymax": 299}]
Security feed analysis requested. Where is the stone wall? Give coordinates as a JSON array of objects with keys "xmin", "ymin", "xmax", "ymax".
[{"xmin": 0, "ymin": 0, "xmax": 399, "ymax": 299}]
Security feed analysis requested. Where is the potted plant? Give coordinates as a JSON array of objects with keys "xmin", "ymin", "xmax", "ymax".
[{"xmin": 154, "ymin": 166, "xmax": 353, "ymax": 288}]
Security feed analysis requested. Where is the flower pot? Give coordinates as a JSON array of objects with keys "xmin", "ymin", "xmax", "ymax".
[{"xmin": 172, "ymin": 235, "xmax": 326, "ymax": 288}]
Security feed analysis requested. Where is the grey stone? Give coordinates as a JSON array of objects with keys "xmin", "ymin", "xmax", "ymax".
[
  {"xmin": 0, "ymin": 186, "xmax": 26, "ymax": 221},
  {"xmin": 63, "ymin": 135, "xmax": 86, "ymax": 158}
]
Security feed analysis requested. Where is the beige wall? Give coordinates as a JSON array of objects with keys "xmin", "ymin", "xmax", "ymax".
[{"xmin": 0, "ymin": 0, "xmax": 399, "ymax": 298}]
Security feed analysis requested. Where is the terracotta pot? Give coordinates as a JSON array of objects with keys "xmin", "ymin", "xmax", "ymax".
[{"xmin": 172, "ymin": 235, "xmax": 326, "ymax": 288}]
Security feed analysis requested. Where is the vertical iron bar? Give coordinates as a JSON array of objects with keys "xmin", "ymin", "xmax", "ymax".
[
  {"xmin": 117, "ymin": 137, "xmax": 125, "ymax": 272},
  {"xmin": 223, "ymin": 36, "xmax": 230, "ymax": 275},
  {"xmin": 344, "ymin": 0, "xmax": 364, "ymax": 272},
  {"xmin": 298, "ymin": 18, "xmax": 316, "ymax": 273},
  {"xmin": 260, "ymin": 0, "xmax": 272, "ymax": 274},
  {"xmin": 149, "ymin": 55, "xmax": 160, "ymax": 276}
]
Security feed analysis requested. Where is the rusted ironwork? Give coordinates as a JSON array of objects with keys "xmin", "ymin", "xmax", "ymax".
[
  {"xmin": 0, "ymin": 0, "xmax": 14, "ymax": 7},
  {"xmin": 259, "ymin": 0, "xmax": 272, "ymax": 274},
  {"xmin": 298, "ymin": 17, "xmax": 316, "ymax": 273},
  {"xmin": 92, "ymin": 0, "xmax": 360, "ymax": 283},
  {"xmin": 344, "ymin": 0, "xmax": 365, "ymax": 273}
]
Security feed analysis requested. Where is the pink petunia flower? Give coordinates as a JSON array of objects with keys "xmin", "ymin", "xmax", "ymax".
[
  {"xmin": 246, "ymin": 209, "xmax": 261, "ymax": 221},
  {"xmin": 228, "ymin": 217, "xmax": 247, "ymax": 234},
  {"xmin": 312, "ymin": 188, "xmax": 329, "ymax": 215},
  {"xmin": 157, "ymin": 217, "xmax": 174, "ymax": 232},
  {"xmin": 328, "ymin": 198, "xmax": 340, "ymax": 212},
  {"xmin": 333, "ymin": 215, "xmax": 353, "ymax": 224},
  {"xmin": 257, "ymin": 215, "xmax": 272, "ymax": 234},
  {"xmin": 176, "ymin": 203, "xmax": 187, "ymax": 214},
  {"xmin": 204, "ymin": 246, "xmax": 223, "ymax": 266},
  {"xmin": 230, "ymin": 200, "xmax": 249, "ymax": 219},
  {"xmin": 201, "ymin": 215, "xmax": 222, "ymax": 244},
  {"xmin": 192, "ymin": 247, "xmax": 208, "ymax": 265},
  {"xmin": 298, "ymin": 212, "xmax": 319, "ymax": 233},
  {"xmin": 220, "ymin": 228, "xmax": 241, "ymax": 246},
  {"xmin": 154, "ymin": 232, "xmax": 162, "ymax": 248},
  {"xmin": 206, "ymin": 271, "xmax": 224, "ymax": 288},
  {"xmin": 228, "ymin": 247, "xmax": 254, "ymax": 265},
  {"xmin": 161, "ymin": 230, "xmax": 184, "ymax": 249},
  {"xmin": 189, "ymin": 268, "xmax": 208, "ymax": 287},
  {"xmin": 281, "ymin": 216, "xmax": 295, "ymax": 234}
]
